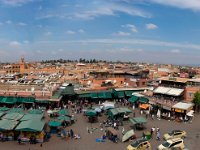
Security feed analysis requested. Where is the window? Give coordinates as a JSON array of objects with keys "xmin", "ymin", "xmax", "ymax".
[
  {"xmin": 188, "ymin": 92, "xmax": 193, "ymax": 98},
  {"xmin": 169, "ymin": 141, "xmax": 182, "ymax": 148},
  {"xmin": 174, "ymin": 132, "xmax": 181, "ymax": 136}
]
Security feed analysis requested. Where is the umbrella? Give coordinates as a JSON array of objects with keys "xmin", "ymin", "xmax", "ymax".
[
  {"xmin": 48, "ymin": 120, "xmax": 62, "ymax": 127},
  {"xmin": 57, "ymin": 116, "xmax": 71, "ymax": 122},
  {"xmin": 122, "ymin": 129, "xmax": 135, "ymax": 142},
  {"xmin": 85, "ymin": 110, "xmax": 97, "ymax": 117},
  {"xmin": 103, "ymin": 106, "xmax": 114, "ymax": 110},
  {"xmin": 58, "ymin": 109, "xmax": 69, "ymax": 116}
]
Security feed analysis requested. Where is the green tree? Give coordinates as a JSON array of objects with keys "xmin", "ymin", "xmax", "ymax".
[{"xmin": 193, "ymin": 91, "xmax": 200, "ymax": 113}]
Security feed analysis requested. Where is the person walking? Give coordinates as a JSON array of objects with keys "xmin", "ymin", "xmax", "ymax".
[
  {"xmin": 70, "ymin": 129, "xmax": 74, "ymax": 139},
  {"xmin": 122, "ymin": 127, "xmax": 125, "ymax": 135},
  {"xmin": 151, "ymin": 127, "xmax": 155, "ymax": 139},
  {"xmin": 156, "ymin": 129, "xmax": 160, "ymax": 141}
]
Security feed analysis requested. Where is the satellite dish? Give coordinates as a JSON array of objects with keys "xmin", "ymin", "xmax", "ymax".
[
  {"xmin": 113, "ymin": 80, "xmax": 116, "ymax": 84},
  {"xmin": 31, "ymin": 87, "xmax": 35, "ymax": 92},
  {"xmin": 87, "ymin": 81, "xmax": 91, "ymax": 85}
]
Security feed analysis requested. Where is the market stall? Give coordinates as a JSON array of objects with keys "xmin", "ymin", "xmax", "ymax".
[
  {"xmin": 0, "ymin": 119, "xmax": 19, "ymax": 141},
  {"xmin": 129, "ymin": 117, "xmax": 147, "ymax": 130},
  {"xmin": 15, "ymin": 120, "xmax": 45, "ymax": 143}
]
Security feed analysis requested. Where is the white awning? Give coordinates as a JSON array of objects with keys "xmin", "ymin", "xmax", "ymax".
[
  {"xmin": 132, "ymin": 93, "xmax": 145, "ymax": 97},
  {"xmin": 154, "ymin": 87, "xmax": 171, "ymax": 94},
  {"xmin": 172, "ymin": 102, "xmax": 194, "ymax": 110},
  {"xmin": 166, "ymin": 88, "xmax": 184, "ymax": 96},
  {"xmin": 153, "ymin": 86, "xmax": 184, "ymax": 96}
]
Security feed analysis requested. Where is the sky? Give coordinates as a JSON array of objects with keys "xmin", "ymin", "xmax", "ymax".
[{"xmin": 1, "ymin": 0, "xmax": 200, "ymax": 65}]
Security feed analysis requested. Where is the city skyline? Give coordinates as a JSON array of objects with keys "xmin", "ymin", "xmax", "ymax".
[{"xmin": 0, "ymin": 0, "xmax": 200, "ymax": 64}]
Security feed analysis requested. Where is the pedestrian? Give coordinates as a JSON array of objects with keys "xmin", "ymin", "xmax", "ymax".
[
  {"xmin": 145, "ymin": 112, "xmax": 148, "ymax": 119},
  {"xmin": 140, "ymin": 110, "xmax": 143, "ymax": 115},
  {"xmin": 113, "ymin": 122, "xmax": 117, "ymax": 129},
  {"xmin": 156, "ymin": 129, "xmax": 160, "ymax": 141},
  {"xmin": 122, "ymin": 127, "xmax": 125, "ymax": 135},
  {"xmin": 151, "ymin": 127, "xmax": 155, "ymax": 139},
  {"xmin": 151, "ymin": 114, "xmax": 155, "ymax": 120},
  {"xmin": 70, "ymin": 129, "xmax": 74, "ymax": 138},
  {"xmin": 133, "ymin": 111, "xmax": 135, "ymax": 117}
]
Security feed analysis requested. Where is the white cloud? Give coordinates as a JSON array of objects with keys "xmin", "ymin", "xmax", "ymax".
[
  {"xmin": 122, "ymin": 24, "xmax": 138, "ymax": 33},
  {"xmin": 17, "ymin": 22, "xmax": 27, "ymax": 26},
  {"xmin": 0, "ymin": 0, "xmax": 33, "ymax": 7},
  {"xmin": 74, "ymin": 4, "xmax": 150, "ymax": 19},
  {"xmin": 36, "ymin": 1, "xmax": 151, "ymax": 21},
  {"xmin": 53, "ymin": 38, "xmax": 200, "ymax": 50},
  {"xmin": 146, "ymin": 23, "xmax": 158, "ymax": 30},
  {"xmin": 114, "ymin": 31, "xmax": 131, "ymax": 36},
  {"xmin": 9, "ymin": 41, "xmax": 21, "ymax": 48},
  {"xmin": 149, "ymin": 0, "xmax": 200, "ymax": 11},
  {"xmin": 78, "ymin": 29, "xmax": 85, "ymax": 33},
  {"xmin": 66, "ymin": 30, "xmax": 76, "ymax": 35},
  {"xmin": 171, "ymin": 49, "xmax": 181, "ymax": 53},
  {"xmin": 5, "ymin": 20, "xmax": 12, "ymax": 24},
  {"xmin": 45, "ymin": 32, "xmax": 52, "ymax": 36}
]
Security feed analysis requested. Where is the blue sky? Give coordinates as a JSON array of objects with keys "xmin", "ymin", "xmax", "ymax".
[{"xmin": 1, "ymin": 0, "xmax": 200, "ymax": 64}]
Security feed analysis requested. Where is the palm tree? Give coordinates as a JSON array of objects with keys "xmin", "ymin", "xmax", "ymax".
[{"xmin": 193, "ymin": 92, "xmax": 200, "ymax": 113}]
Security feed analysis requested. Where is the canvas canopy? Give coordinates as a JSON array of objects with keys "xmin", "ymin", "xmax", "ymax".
[
  {"xmin": 139, "ymin": 104, "xmax": 149, "ymax": 109},
  {"xmin": 154, "ymin": 86, "xmax": 184, "ymax": 96},
  {"xmin": 35, "ymin": 99, "xmax": 49, "ymax": 103},
  {"xmin": 17, "ymin": 97, "xmax": 35, "ymax": 103},
  {"xmin": 129, "ymin": 117, "xmax": 147, "ymax": 125},
  {"xmin": 79, "ymin": 93, "xmax": 91, "ymax": 98},
  {"xmin": 98, "ymin": 92, "xmax": 112, "ymax": 99},
  {"xmin": 28, "ymin": 109, "xmax": 43, "ymax": 115},
  {"xmin": 139, "ymin": 97, "xmax": 149, "ymax": 103},
  {"xmin": 48, "ymin": 120, "xmax": 62, "ymax": 127},
  {"xmin": 122, "ymin": 129, "xmax": 135, "ymax": 142},
  {"xmin": 58, "ymin": 109, "xmax": 69, "ymax": 116},
  {"xmin": 3, "ymin": 112, "xmax": 24, "ymax": 120},
  {"xmin": 172, "ymin": 102, "xmax": 194, "ymax": 110},
  {"xmin": 16, "ymin": 120, "xmax": 45, "ymax": 132},
  {"xmin": 128, "ymin": 96, "xmax": 138, "ymax": 103},
  {"xmin": 20, "ymin": 114, "xmax": 43, "ymax": 121},
  {"xmin": 0, "ymin": 111, "xmax": 5, "ymax": 118},
  {"xmin": 9, "ymin": 108, "xmax": 24, "ymax": 114},
  {"xmin": 0, "ymin": 97, "xmax": 17, "ymax": 104},
  {"xmin": 0, "ymin": 119, "xmax": 18, "ymax": 131},
  {"xmin": 85, "ymin": 110, "xmax": 97, "ymax": 117},
  {"xmin": 0, "ymin": 107, "xmax": 10, "ymax": 112},
  {"xmin": 108, "ymin": 108, "xmax": 132, "ymax": 119},
  {"xmin": 57, "ymin": 116, "xmax": 71, "ymax": 122}
]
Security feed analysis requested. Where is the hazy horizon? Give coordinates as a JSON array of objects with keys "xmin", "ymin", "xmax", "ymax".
[{"xmin": 0, "ymin": 0, "xmax": 200, "ymax": 64}]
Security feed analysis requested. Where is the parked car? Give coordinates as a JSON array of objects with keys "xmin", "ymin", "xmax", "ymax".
[
  {"xmin": 163, "ymin": 130, "xmax": 187, "ymax": 140},
  {"xmin": 158, "ymin": 138, "xmax": 185, "ymax": 150},
  {"xmin": 127, "ymin": 138, "xmax": 151, "ymax": 150}
]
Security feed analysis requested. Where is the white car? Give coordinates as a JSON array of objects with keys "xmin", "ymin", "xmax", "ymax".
[{"xmin": 158, "ymin": 138, "xmax": 185, "ymax": 150}]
